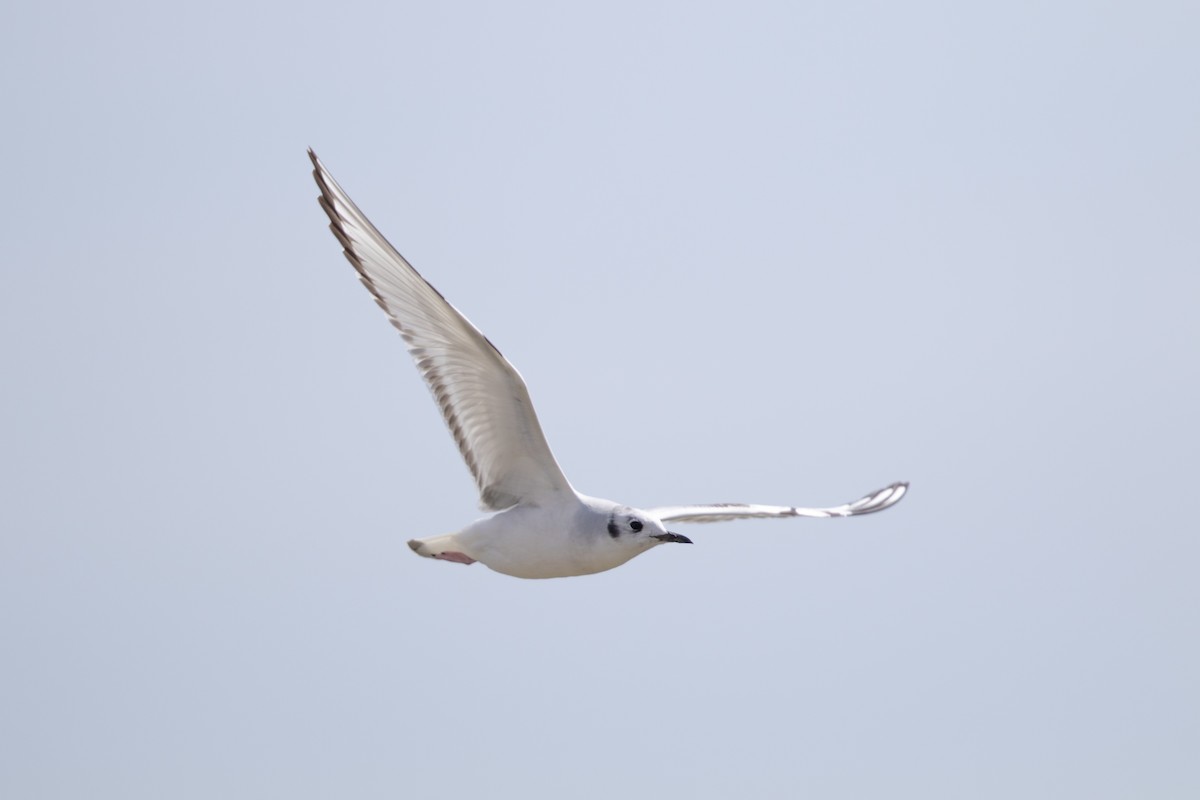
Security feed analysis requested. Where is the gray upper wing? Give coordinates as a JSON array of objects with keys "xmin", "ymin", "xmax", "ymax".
[{"xmin": 310, "ymin": 150, "xmax": 574, "ymax": 510}]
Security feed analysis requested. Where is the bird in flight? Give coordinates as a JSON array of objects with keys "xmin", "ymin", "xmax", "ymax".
[{"xmin": 309, "ymin": 150, "xmax": 907, "ymax": 579}]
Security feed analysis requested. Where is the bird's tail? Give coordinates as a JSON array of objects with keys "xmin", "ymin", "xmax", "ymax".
[{"xmin": 408, "ymin": 534, "xmax": 476, "ymax": 565}]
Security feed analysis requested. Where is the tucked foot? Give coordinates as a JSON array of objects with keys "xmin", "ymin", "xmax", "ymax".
[
  {"xmin": 432, "ymin": 551, "xmax": 476, "ymax": 565},
  {"xmin": 408, "ymin": 538, "xmax": 476, "ymax": 565}
]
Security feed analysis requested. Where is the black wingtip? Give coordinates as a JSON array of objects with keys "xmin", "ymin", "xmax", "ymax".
[{"xmin": 308, "ymin": 148, "xmax": 324, "ymax": 175}]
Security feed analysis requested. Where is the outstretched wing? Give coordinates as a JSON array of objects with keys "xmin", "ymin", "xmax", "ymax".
[
  {"xmin": 647, "ymin": 481, "xmax": 908, "ymax": 524},
  {"xmin": 309, "ymin": 150, "xmax": 575, "ymax": 510}
]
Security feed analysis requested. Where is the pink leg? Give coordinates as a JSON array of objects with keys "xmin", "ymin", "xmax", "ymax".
[{"xmin": 433, "ymin": 551, "xmax": 476, "ymax": 565}]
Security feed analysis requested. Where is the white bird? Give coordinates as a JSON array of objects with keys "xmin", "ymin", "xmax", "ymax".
[{"xmin": 309, "ymin": 150, "xmax": 908, "ymax": 579}]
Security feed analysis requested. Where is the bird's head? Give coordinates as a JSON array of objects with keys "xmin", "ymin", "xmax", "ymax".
[{"xmin": 605, "ymin": 507, "xmax": 692, "ymax": 550}]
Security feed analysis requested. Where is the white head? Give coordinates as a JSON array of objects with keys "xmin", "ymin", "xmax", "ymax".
[
  {"xmin": 605, "ymin": 506, "xmax": 692, "ymax": 551},
  {"xmin": 559, "ymin": 503, "xmax": 693, "ymax": 577}
]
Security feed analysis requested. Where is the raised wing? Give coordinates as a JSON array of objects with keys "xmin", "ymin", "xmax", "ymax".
[
  {"xmin": 648, "ymin": 481, "xmax": 907, "ymax": 523},
  {"xmin": 310, "ymin": 150, "xmax": 574, "ymax": 510}
]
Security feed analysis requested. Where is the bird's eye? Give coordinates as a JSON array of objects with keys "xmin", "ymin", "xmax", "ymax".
[{"xmin": 630, "ymin": 519, "xmax": 644, "ymax": 532}]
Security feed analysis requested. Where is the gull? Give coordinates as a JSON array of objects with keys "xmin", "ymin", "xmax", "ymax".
[{"xmin": 309, "ymin": 150, "xmax": 908, "ymax": 579}]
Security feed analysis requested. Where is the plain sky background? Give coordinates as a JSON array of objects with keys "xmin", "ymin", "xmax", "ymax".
[{"xmin": 2, "ymin": 1, "xmax": 1197, "ymax": 797}]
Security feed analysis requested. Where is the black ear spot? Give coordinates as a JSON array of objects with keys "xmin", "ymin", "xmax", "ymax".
[
  {"xmin": 630, "ymin": 519, "xmax": 644, "ymax": 532},
  {"xmin": 607, "ymin": 519, "xmax": 620, "ymax": 538}
]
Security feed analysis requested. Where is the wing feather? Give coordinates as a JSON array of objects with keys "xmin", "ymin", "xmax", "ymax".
[
  {"xmin": 648, "ymin": 481, "xmax": 908, "ymax": 524},
  {"xmin": 309, "ymin": 150, "xmax": 574, "ymax": 510}
]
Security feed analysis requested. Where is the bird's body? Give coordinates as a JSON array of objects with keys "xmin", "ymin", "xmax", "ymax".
[
  {"xmin": 309, "ymin": 149, "xmax": 907, "ymax": 579},
  {"xmin": 411, "ymin": 495, "xmax": 665, "ymax": 579}
]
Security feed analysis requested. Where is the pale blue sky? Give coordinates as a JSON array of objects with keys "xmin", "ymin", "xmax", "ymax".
[{"xmin": 2, "ymin": 1, "xmax": 1198, "ymax": 797}]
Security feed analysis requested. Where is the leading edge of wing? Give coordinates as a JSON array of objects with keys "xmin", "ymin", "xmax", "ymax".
[
  {"xmin": 308, "ymin": 149, "xmax": 575, "ymax": 510},
  {"xmin": 647, "ymin": 481, "xmax": 908, "ymax": 523}
]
